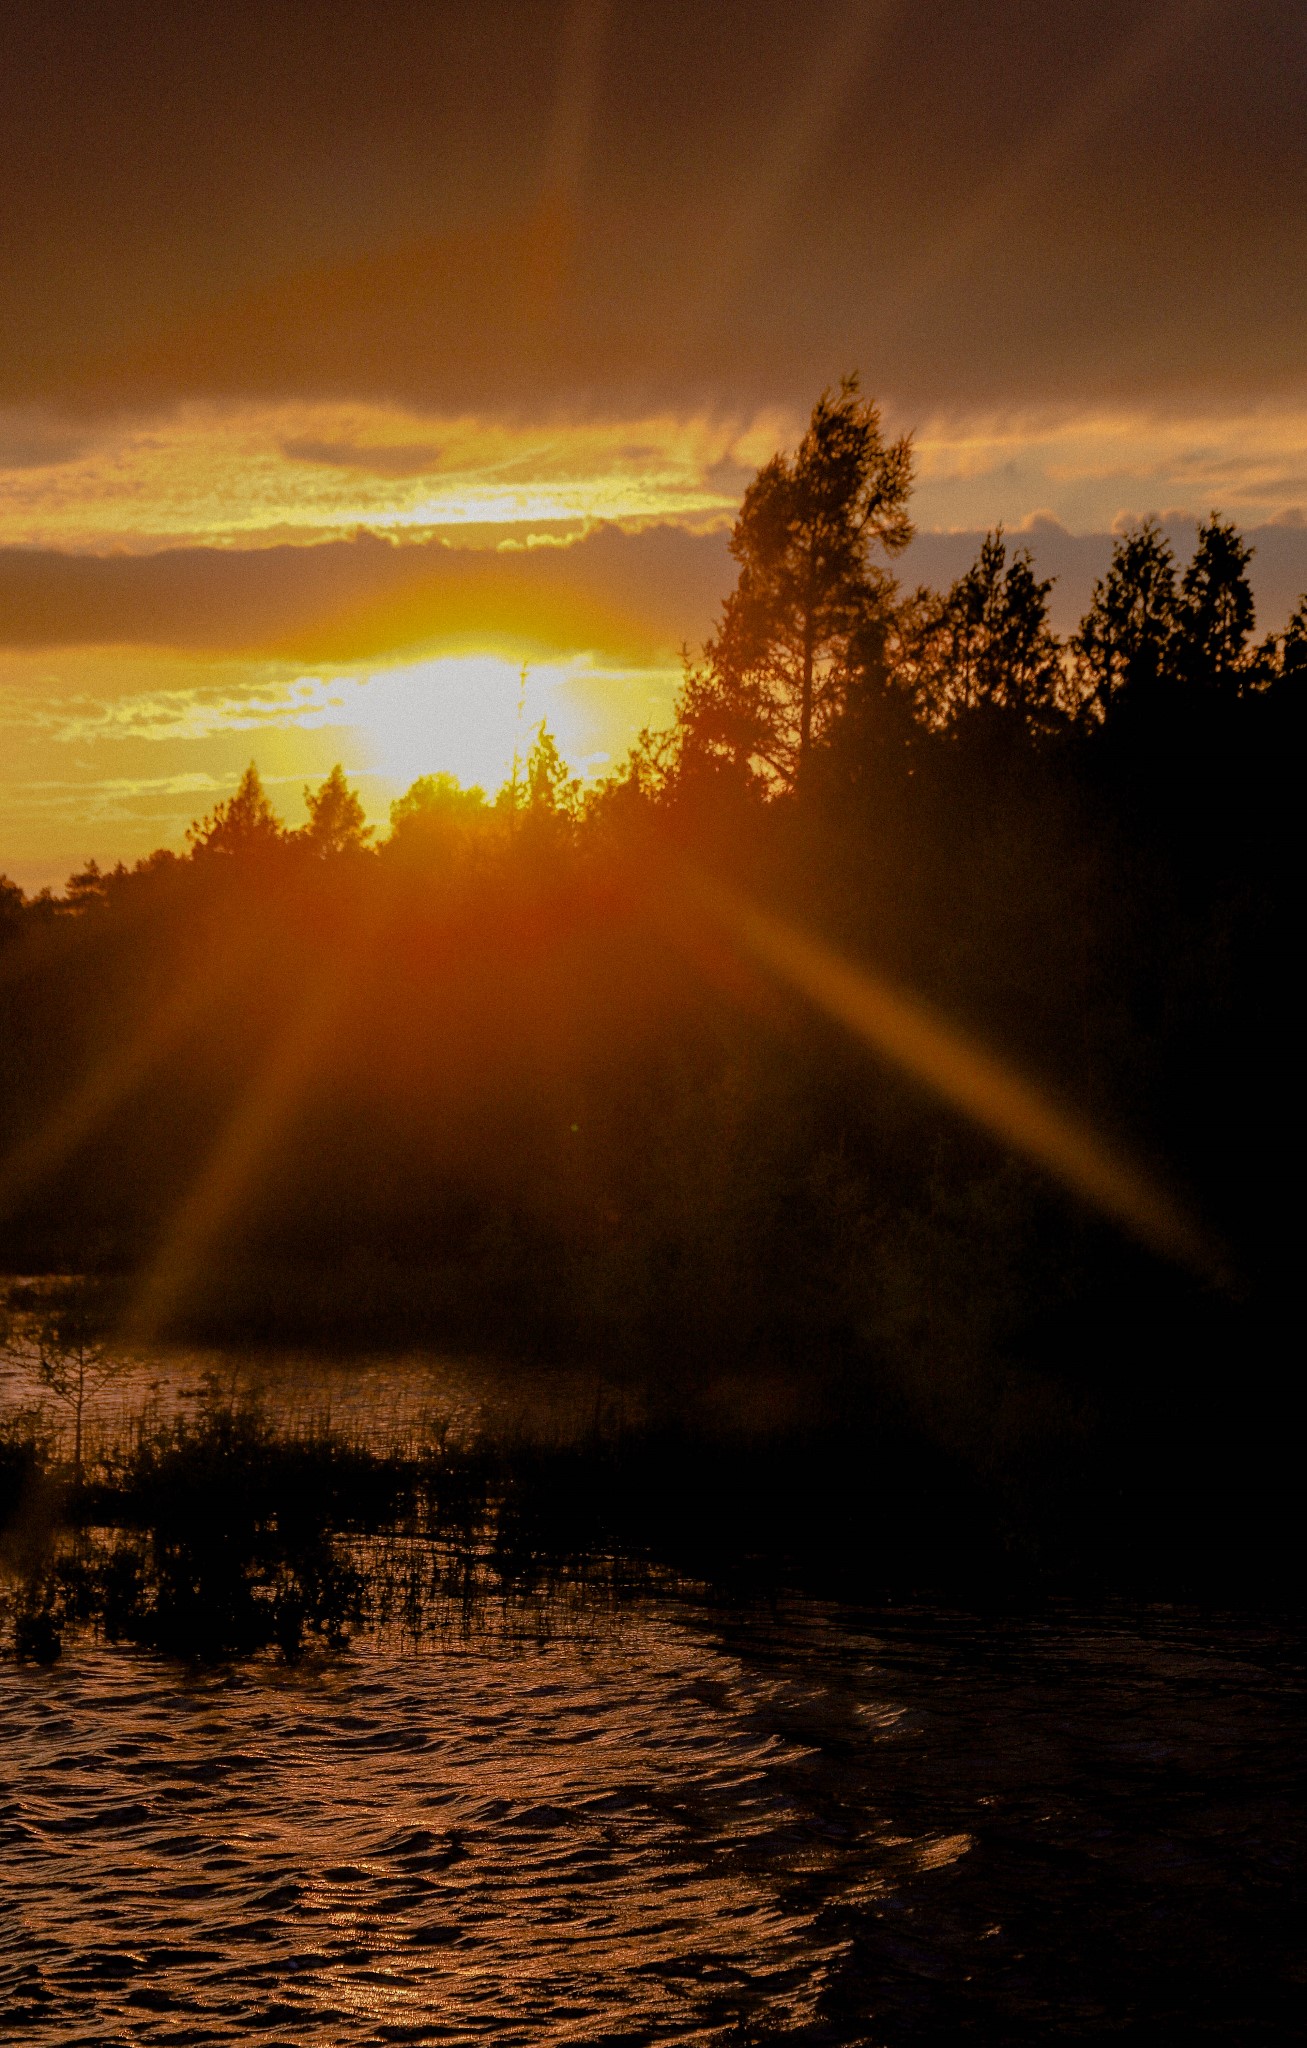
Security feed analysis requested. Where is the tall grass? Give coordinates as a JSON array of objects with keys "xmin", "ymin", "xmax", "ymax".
[{"xmin": 2, "ymin": 1362, "xmax": 1297, "ymax": 1665}]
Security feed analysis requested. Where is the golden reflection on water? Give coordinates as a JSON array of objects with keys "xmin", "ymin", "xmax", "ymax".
[
  {"xmin": 2, "ymin": 1602, "xmax": 1296, "ymax": 2043},
  {"xmin": 2, "ymin": 1616, "xmax": 865, "ymax": 2037}
]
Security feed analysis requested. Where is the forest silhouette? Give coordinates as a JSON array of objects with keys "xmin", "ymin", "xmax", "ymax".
[{"xmin": 1, "ymin": 380, "xmax": 1299, "ymax": 1586}]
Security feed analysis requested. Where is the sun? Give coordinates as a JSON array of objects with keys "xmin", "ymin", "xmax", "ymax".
[
  {"xmin": 280, "ymin": 648, "xmax": 680, "ymax": 813},
  {"xmin": 296, "ymin": 655, "xmax": 579, "ymax": 798},
  {"xmin": 351, "ymin": 656, "xmax": 529, "ymax": 793}
]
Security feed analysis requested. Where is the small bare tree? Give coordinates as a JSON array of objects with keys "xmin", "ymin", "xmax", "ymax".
[{"xmin": 1, "ymin": 1278, "xmax": 129, "ymax": 1486}]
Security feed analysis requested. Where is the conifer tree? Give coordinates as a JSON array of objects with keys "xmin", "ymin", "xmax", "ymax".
[
  {"xmin": 1176, "ymin": 516, "xmax": 1256, "ymax": 692},
  {"xmin": 1282, "ymin": 595, "xmax": 1307, "ymax": 683},
  {"xmin": 1071, "ymin": 520, "xmax": 1180, "ymax": 717},
  {"xmin": 905, "ymin": 530, "xmax": 1065, "ymax": 730},
  {"xmin": 187, "ymin": 762, "xmax": 286, "ymax": 859},
  {"xmin": 677, "ymin": 376, "xmax": 913, "ymax": 790},
  {"xmin": 302, "ymin": 765, "xmax": 373, "ymax": 856}
]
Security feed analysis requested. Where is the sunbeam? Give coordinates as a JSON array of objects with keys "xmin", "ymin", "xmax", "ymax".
[
  {"xmin": 689, "ymin": 0, "xmax": 889, "ymax": 329},
  {"xmin": 873, "ymin": 0, "xmax": 1218, "ymax": 342},
  {"xmin": 689, "ymin": 870, "xmax": 1215, "ymax": 1275},
  {"xmin": 0, "ymin": 918, "xmax": 263, "ymax": 1221},
  {"xmin": 126, "ymin": 964, "xmax": 351, "ymax": 1342}
]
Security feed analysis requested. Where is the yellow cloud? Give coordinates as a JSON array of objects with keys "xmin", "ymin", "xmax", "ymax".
[{"xmin": 0, "ymin": 400, "xmax": 783, "ymax": 551}]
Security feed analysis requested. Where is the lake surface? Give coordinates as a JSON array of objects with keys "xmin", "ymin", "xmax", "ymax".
[{"xmin": 3, "ymin": 1597, "xmax": 1303, "ymax": 2043}]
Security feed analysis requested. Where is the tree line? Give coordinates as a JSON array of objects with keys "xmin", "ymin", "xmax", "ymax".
[
  {"xmin": 0, "ymin": 379, "xmax": 1299, "ymax": 1560},
  {"xmin": 6, "ymin": 376, "xmax": 1302, "ymax": 921}
]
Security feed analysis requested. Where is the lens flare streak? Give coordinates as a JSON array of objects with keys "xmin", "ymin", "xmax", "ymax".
[{"xmin": 695, "ymin": 873, "xmax": 1211, "ymax": 1272}]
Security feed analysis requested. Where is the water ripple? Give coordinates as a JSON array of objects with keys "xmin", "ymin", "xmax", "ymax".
[{"xmin": 2, "ymin": 1602, "xmax": 1304, "ymax": 2041}]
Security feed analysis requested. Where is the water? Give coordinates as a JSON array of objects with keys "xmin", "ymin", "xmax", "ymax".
[
  {"xmin": 0, "ymin": 1343, "xmax": 631, "ymax": 1463},
  {"xmin": 3, "ymin": 1598, "xmax": 1303, "ymax": 2043}
]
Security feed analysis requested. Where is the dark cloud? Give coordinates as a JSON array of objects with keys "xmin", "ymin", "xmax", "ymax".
[
  {"xmin": 0, "ymin": 523, "xmax": 735, "ymax": 663},
  {"xmin": 280, "ymin": 438, "xmax": 445, "ymax": 478},
  {"xmin": 0, "ymin": 414, "xmax": 92, "ymax": 469},
  {"xmin": 4, "ymin": 517, "xmax": 1304, "ymax": 667},
  {"xmin": 2, "ymin": 1, "xmax": 1302, "ymax": 418}
]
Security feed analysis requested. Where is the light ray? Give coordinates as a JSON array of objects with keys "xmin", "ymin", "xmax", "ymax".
[
  {"xmin": 524, "ymin": 0, "xmax": 610, "ymax": 312},
  {"xmin": 690, "ymin": 871, "xmax": 1214, "ymax": 1273},
  {"xmin": 876, "ymin": 0, "xmax": 1217, "ymax": 341},
  {"xmin": 691, "ymin": 0, "xmax": 889, "ymax": 328},
  {"xmin": 126, "ymin": 965, "xmax": 349, "ymax": 1342},
  {"xmin": 0, "ymin": 921, "xmax": 260, "ymax": 1220}
]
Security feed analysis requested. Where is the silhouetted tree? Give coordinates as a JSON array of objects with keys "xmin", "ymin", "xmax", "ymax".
[
  {"xmin": 814, "ymin": 606, "xmax": 920, "ymax": 802},
  {"xmin": 498, "ymin": 721, "xmax": 581, "ymax": 835},
  {"xmin": 1071, "ymin": 520, "xmax": 1180, "ymax": 717},
  {"xmin": 390, "ymin": 772, "xmax": 488, "ymax": 830},
  {"xmin": 589, "ymin": 722, "xmax": 682, "ymax": 816},
  {"xmin": 904, "ymin": 530, "xmax": 1066, "ymax": 731},
  {"xmin": 526, "ymin": 723, "xmax": 581, "ymax": 817},
  {"xmin": 0, "ymin": 1278, "xmax": 127, "ymax": 1486},
  {"xmin": 62, "ymin": 860, "xmax": 113, "ymax": 912},
  {"xmin": 386, "ymin": 772, "xmax": 492, "ymax": 871},
  {"xmin": 1175, "ymin": 515, "xmax": 1256, "ymax": 693},
  {"xmin": 301, "ymin": 765, "xmax": 374, "ymax": 857},
  {"xmin": 0, "ymin": 876, "xmax": 26, "ymax": 944},
  {"xmin": 187, "ymin": 762, "xmax": 286, "ymax": 859},
  {"xmin": 1278, "ymin": 593, "xmax": 1307, "ymax": 683},
  {"xmin": 678, "ymin": 376, "xmax": 913, "ymax": 790}
]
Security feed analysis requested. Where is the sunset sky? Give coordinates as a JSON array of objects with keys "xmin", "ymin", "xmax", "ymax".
[{"xmin": 3, "ymin": 0, "xmax": 1305, "ymax": 887}]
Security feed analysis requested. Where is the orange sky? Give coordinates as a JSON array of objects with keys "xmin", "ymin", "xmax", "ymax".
[{"xmin": 3, "ymin": 1, "xmax": 1305, "ymax": 886}]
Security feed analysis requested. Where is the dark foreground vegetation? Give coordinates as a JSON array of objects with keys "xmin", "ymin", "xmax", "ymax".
[
  {"xmin": 3, "ymin": 1360, "xmax": 1297, "ymax": 1666},
  {"xmin": 2, "ymin": 381, "xmax": 1301, "ymax": 1609}
]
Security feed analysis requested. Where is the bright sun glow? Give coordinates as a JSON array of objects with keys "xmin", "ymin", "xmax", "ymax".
[
  {"xmin": 294, "ymin": 656, "xmax": 604, "ymax": 796},
  {"xmin": 0, "ymin": 647, "xmax": 684, "ymax": 886}
]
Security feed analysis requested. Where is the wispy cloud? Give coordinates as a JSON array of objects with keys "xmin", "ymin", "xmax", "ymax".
[
  {"xmin": 912, "ymin": 403, "xmax": 1307, "ymax": 532},
  {"xmin": 0, "ymin": 401, "xmax": 776, "ymax": 551}
]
